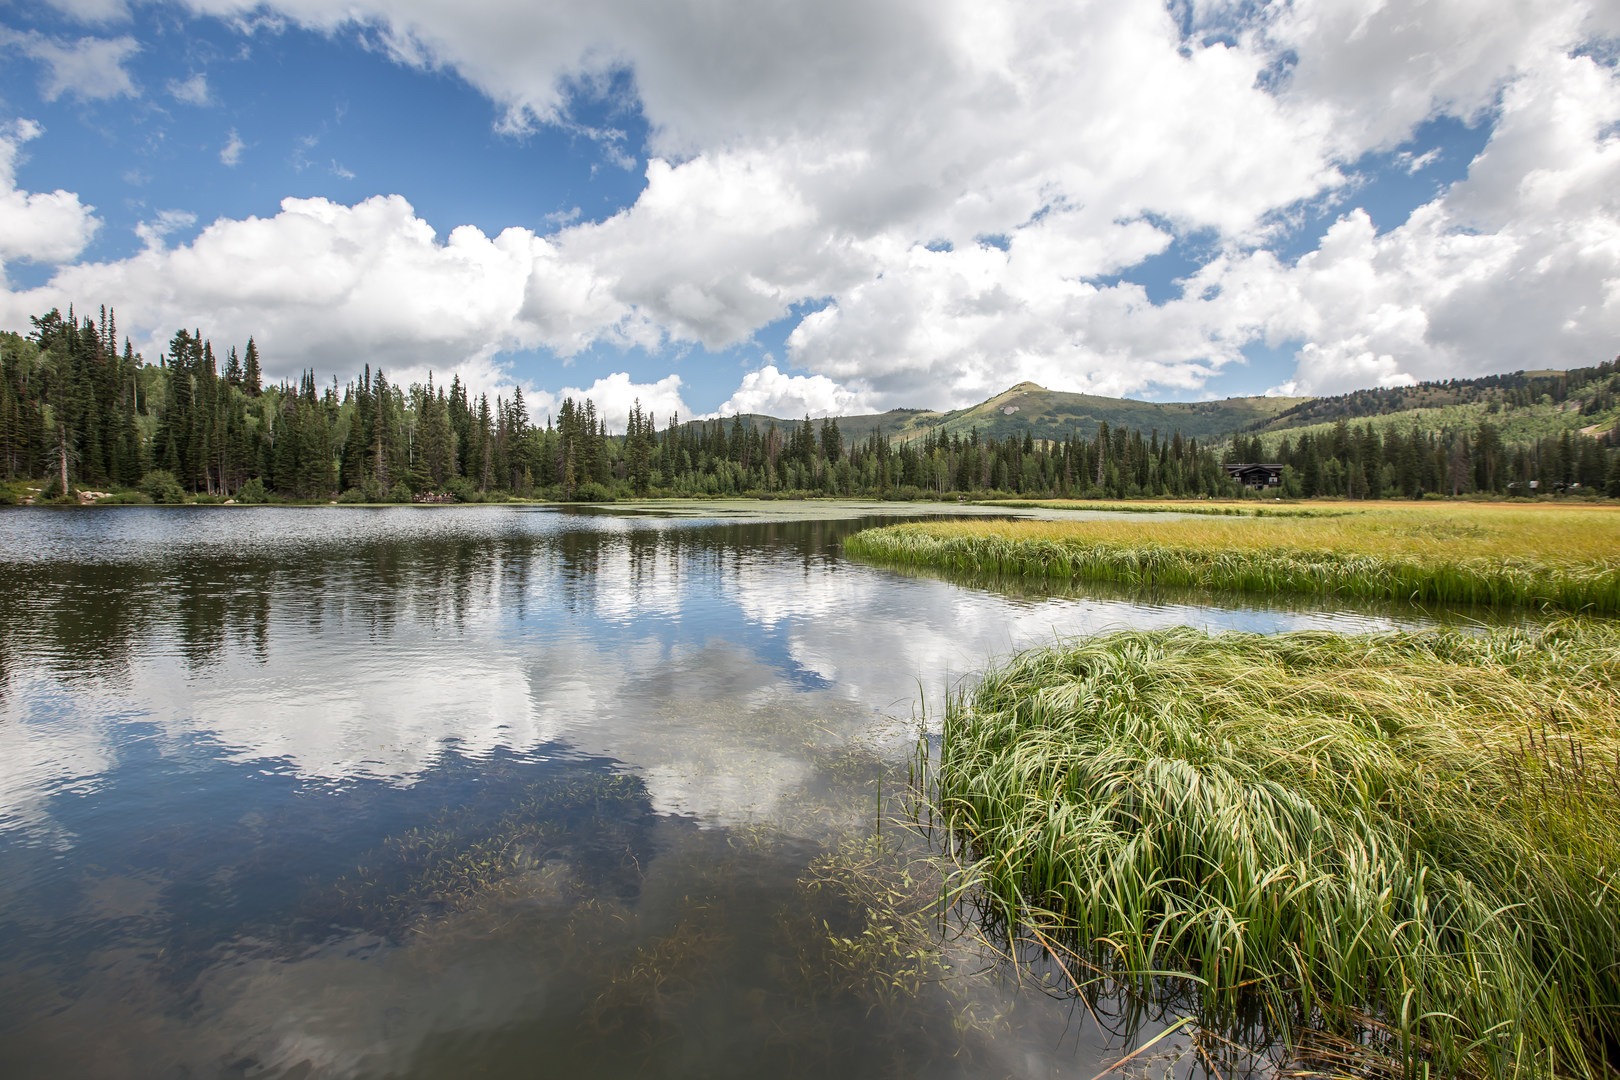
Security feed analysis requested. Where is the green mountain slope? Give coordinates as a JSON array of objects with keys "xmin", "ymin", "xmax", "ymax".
[
  {"xmin": 688, "ymin": 358, "xmax": 1620, "ymax": 450},
  {"xmin": 1254, "ymin": 400, "xmax": 1620, "ymax": 452},
  {"xmin": 1249, "ymin": 360, "xmax": 1620, "ymax": 446},
  {"xmin": 913, "ymin": 383, "xmax": 1306, "ymax": 442},
  {"xmin": 706, "ymin": 383, "xmax": 1304, "ymax": 443}
]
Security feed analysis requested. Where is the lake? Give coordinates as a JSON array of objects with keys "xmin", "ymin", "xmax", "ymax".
[{"xmin": 0, "ymin": 503, "xmax": 1455, "ymax": 1078}]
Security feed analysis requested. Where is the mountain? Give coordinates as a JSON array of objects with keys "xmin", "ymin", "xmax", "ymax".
[
  {"xmin": 902, "ymin": 382, "xmax": 1306, "ymax": 442},
  {"xmin": 681, "ymin": 359, "xmax": 1620, "ymax": 452},
  {"xmin": 697, "ymin": 383, "xmax": 1306, "ymax": 443}
]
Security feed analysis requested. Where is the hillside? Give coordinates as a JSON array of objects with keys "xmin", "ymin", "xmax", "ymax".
[
  {"xmin": 1252, "ymin": 360, "xmax": 1620, "ymax": 439},
  {"xmin": 702, "ymin": 383, "xmax": 1305, "ymax": 443},
  {"xmin": 1253, "ymin": 399, "xmax": 1620, "ymax": 454},
  {"xmin": 914, "ymin": 383, "xmax": 1305, "ymax": 442}
]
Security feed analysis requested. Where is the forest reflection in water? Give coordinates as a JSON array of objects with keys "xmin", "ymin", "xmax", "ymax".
[{"xmin": 0, "ymin": 504, "xmax": 1449, "ymax": 1078}]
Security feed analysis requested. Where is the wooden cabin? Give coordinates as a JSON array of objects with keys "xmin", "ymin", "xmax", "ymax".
[{"xmin": 1224, "ymin": 463, "xmax": 1284, "ymax": 489}]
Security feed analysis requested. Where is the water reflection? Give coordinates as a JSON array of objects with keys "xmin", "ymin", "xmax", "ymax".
[
  {"xmin": 0, "ymin": 504, "xmax": 1472, "ymax": 1077},
  {"xmin": 0, "ymin": 506, "xmax": 1446, "ymax": 822}
]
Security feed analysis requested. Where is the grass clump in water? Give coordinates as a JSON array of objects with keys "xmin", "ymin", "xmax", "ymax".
[
  {"xmin": 937, "ymin": 623, "xmax": 1620, "ymax": 1078},
  {"xmin": 846, "ymin": 503, "xmax": 1620, "ymax": 612}
]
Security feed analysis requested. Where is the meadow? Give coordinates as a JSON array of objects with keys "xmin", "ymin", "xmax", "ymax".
[
  {"xmin": 937, "ymin": 623, "xmax": 1620, "ymax": 1078},
  {"xmin": 846, "ymin": 501, "xmax": 1620, "ymax": 612}
]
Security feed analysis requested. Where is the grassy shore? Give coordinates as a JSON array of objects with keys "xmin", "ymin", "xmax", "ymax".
[
  {"xmin": 938, "ymin": 624, "xmax": 1620, "ymax": 1078},
  {"xmin": 973, "ymin": 497, "xmax": 1354, "ymax": 517},
  {"xmin": 846, "ymin": 502, "xmax": 1620, "ymax": 612}
]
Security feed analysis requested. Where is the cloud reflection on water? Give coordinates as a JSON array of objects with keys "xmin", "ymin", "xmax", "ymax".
[{"xmin": 0, "ymin": 505, "xmax": 1427, "ymax": 838}]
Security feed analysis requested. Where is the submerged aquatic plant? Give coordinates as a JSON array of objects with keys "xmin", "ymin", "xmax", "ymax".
[
  {"xmin": 317, "ymin": 771, "xmax": 655, "ymax": 936},
  {"xmin": 936, "ymin": 623, "xmax": 1620, "ymax": 1078}
]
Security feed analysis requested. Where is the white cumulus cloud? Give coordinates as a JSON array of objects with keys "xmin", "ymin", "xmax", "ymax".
[
  {"xmin": 710, "ymin": 364, "xmax": 877, "ymax": 419},
  {"xmin": 1189, "ymin": 45, "xmax": 1620, "ymax": 395},
  {"xmin": 0, "ymin": 120, "xmax": 101, "ymax": 268},
  {"xmin": 530, "ymin": 371, "xmax": 691, "ymax": 433},
  {"xmin": 0, "ymin": 195, "xmax": 544, "ymax": 381}
]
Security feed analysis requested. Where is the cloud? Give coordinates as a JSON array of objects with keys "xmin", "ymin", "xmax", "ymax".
[
  {"xmin": 537, "ymin": 152, "xmax": 872, "ymax": 351},
  {"xmin": 139, "ymin": 0, "xmax": 1355, "ymax": 405},
  {"xmin": 710, "ymin": 364, "xmax": 876, "ymax": 419},
  {"xmin": 41, "ymin": 0, "xmax": 132, "ymax": 22},
  {"xmin": 1255, "ymin": 0, "xmax": 1593, "ymax": 155},
  {"xmin": 0, "ymin": 120, "xmax": 101, "ymax": 267},
  {"xmin": 134, "ymin": 209, "xmax": 198, "ymax": 250},
  {"xmin": 1396, "ymin": 148, "xmax": 1443, "ymax": 175},
  {"xmin": 529, "ymin": 371, "xmax": 691, "ymax": 433},
  {"xmin": 166, "ymin": 72, "xmax": 211, "ymax": 106},
  {"xmin": 0, "ymin": 195, "xmax": 536, "ymax": 381},
  {"xmin": 1195, "ymin": 46, "xmax": 1620, "ymax": 396},
  {"xmin": 219, "ymin": 129, "xmax": 245, "ymax": 166},
  {"xmin": 5, "ymin": 0, "xmax": 1618, "ymax": 410},
  {"xmin": 781, "ymin": 226, "xmax": 1247, "ymax": 406},
  {"xmin": 0, "ymin": 28, "xmax": 139, "ymax": 102}
]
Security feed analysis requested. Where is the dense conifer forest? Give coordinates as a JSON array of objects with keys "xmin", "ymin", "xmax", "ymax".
[{"xmin": 2, "ymin": 305, "xmax": 1617, "ymax": 503}]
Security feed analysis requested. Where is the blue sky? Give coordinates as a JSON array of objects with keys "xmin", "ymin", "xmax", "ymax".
[{"xmin": 2, "ymin": 1, "xmax": 1617, "ymax": 427}]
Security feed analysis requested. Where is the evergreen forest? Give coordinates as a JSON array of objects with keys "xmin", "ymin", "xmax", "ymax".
[{"xmin": 3, "ymin": 305, "xmax": 1618, "ymax": 504}]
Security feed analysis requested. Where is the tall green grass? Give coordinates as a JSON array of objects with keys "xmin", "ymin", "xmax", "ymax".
[
  {"xmin": 937, "ymin": 624, "xmax": 1620, "ymax": 1077},
  {"xmin": 846, "ymin": 513, "xmax": 1620, "ymax": 613}
]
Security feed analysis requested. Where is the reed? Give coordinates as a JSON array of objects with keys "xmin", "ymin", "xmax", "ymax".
[
  {"xmin": 971, "ymin": 498, "xmax": 1351, "ymax": 518},
  {"xmin": 936, "ymin": 623, "xmax": 1620, "ymax": 1077},
  {"xmin": 845, "ymin": 504, "xmax": 1620, "ymax": 612}
]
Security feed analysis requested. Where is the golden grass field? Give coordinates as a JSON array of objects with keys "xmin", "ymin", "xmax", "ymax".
[
  {"xmin": 974, "ymin": 499, "xmax": 1620, "ymax": 562},
  {"xmin": 847, "ymin": 501, "xmax": 1620, "ymax": 611}
]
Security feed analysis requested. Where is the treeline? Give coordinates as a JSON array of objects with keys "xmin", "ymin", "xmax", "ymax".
[
  {"xmin": 1236, "ymin": 415, "xmax": 1619, "ymax": 498},
  {"xmin": 2, "ymin": 304, "xmax": 1617, "ymax": 503}
]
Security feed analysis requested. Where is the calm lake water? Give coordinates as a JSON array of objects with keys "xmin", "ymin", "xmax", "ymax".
[{"xmin": 0, "ymin": 504, "xmax": 1455, "ymax": 1078}]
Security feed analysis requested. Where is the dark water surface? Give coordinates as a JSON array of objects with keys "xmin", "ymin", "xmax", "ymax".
[{"xmin": 0, "ymin": 505, "xmax": 1439, "ymax": 1078}]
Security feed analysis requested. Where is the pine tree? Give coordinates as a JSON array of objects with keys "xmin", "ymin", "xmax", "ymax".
[{"xmin": 242, "ymin": 337, "xmax": 262, "ymax": 396}]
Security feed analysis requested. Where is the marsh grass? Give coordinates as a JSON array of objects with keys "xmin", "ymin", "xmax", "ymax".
[
  {"xmin": 935, "ymin": 623, "xmax": 1620, "ymax": 1078},
  {"xmin": 846, "ymin": 503, "xmax": 1620, "ymax": 612},
  {"xmin": 973, "ymin": 498, "xmax": 1353, "ymax": 518}
]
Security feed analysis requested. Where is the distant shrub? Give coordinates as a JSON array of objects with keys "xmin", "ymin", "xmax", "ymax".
[
  {"xmin": 139, "ymin": 469, "xmax": 187, "ymax": 504},
  {"xmin": 191, "ymin": 493, "xmax": 227, "ymax": 505},
  {"xmin": 235, "ymin": 477, "xmax": 269, "ymax": 504},
  {"xmin": 94, "ymin": 491, "xmax": 152, "ymax": 505},
  {"xmin": 337, "ymin": 487, "xmax": 370, "ymax": 503},
  {"xmin": 387, "ymin": 481, "xmax": 413, "ymax": 503}
]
